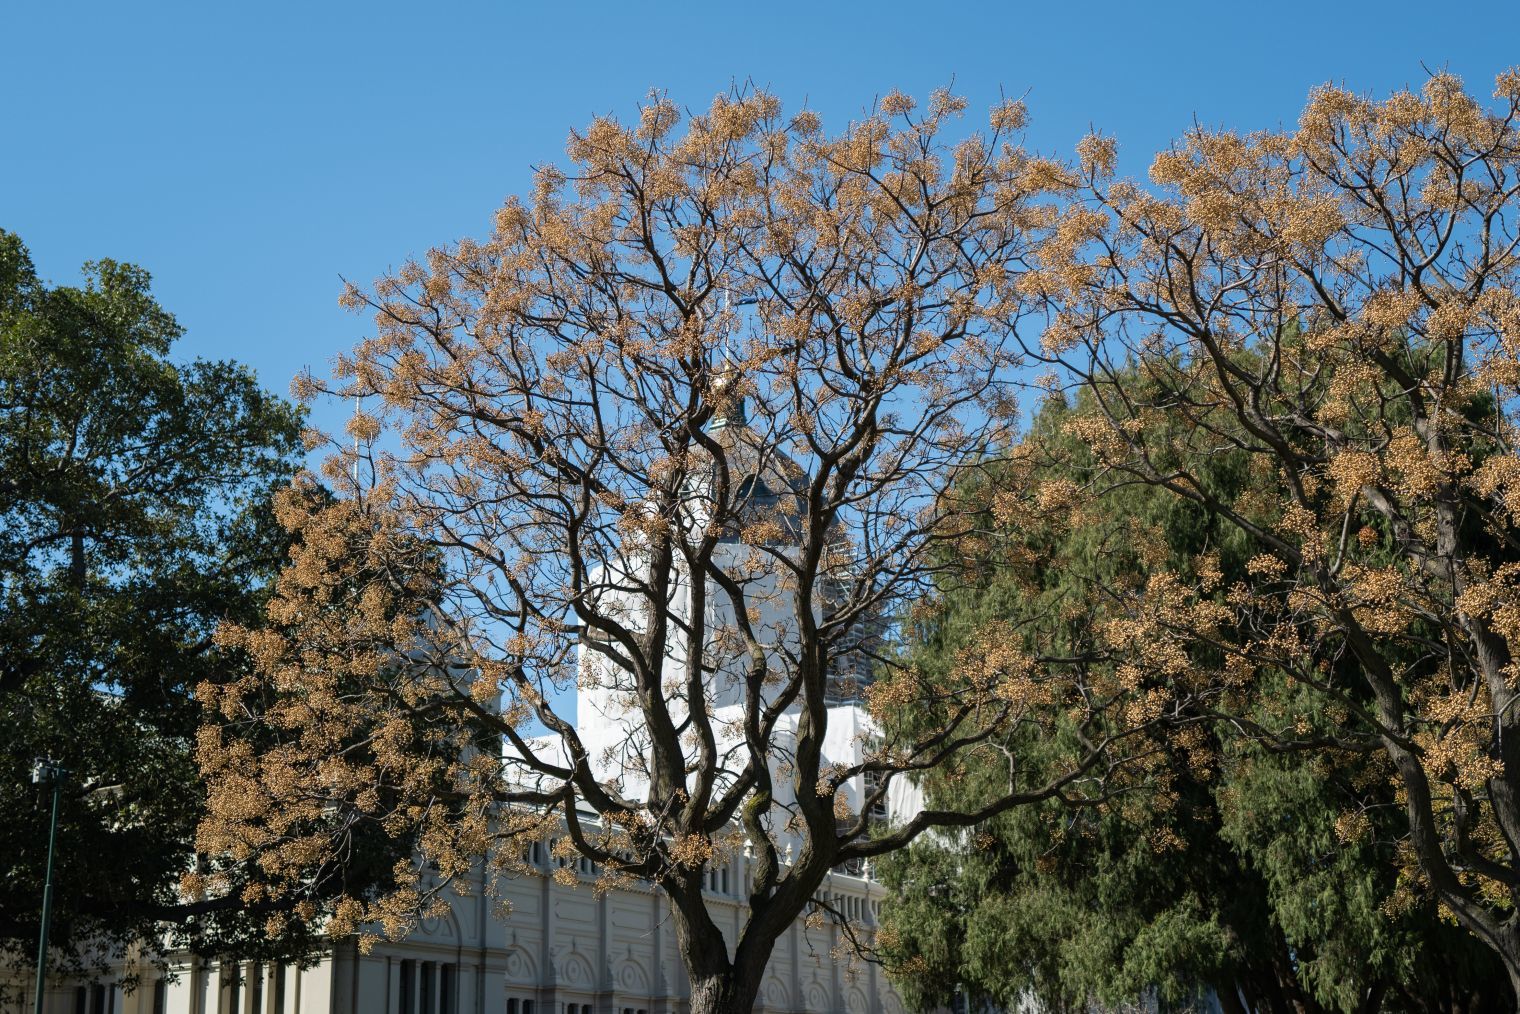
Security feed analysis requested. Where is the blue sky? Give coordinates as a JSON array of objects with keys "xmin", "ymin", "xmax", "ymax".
[{"xmin": 5, "ymin": 0, "xmax": 1519, "ymax": 438}]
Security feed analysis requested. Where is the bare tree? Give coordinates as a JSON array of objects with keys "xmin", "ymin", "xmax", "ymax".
[{"xmin": 200, "ymin": 88, "xmax": 1159, "ymax": 1014}]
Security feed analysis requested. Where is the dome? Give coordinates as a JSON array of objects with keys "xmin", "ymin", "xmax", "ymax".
[
  {"xmin": 708, "ymin": 417, "xmax": 807, "ymax": 542},
  {"xmin": 699, "ymin": 372, "xmax": 808, "ymax": 543}
]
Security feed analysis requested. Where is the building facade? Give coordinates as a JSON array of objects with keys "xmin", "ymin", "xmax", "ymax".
[{"xmin": 15, "ymin": 843, "xmax": 903, "ymax": 1014}]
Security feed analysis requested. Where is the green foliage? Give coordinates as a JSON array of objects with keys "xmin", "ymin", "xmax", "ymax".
[
  {"xmin": 879, "ymin": 387, "xmax": 1509, "ymax": 1012},
  {"xmin": 1218, "ymin": 682, "xmax": 1510, "ymax": 1012},
  {"xmin": 0, "ymin": 231, "xmax": 306, "ymax": 967}
]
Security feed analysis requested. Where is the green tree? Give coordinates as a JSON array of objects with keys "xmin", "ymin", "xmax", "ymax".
[
  {"xmin": 1021, "ymin": 71, "xmax": 1520, "ymax": 996},
  {"xmin": 879, "ymin": 386, "xmax": 1509, "ymax": 1012},
  {"xmin": 0, "ymin": 231, "xmax": 306, "ymax": 971}
]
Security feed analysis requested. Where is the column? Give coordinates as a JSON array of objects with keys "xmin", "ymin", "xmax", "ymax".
[
  {"xmin": 829, "ymin": 922, "xmax": 841, "ymax": 1014},
  {"xmin": 787, "ymin": 922, "xmax": 800, "ymax": 1014},
  {"xmin": 650, "ymin": 888, "xmax": 663, "ymax": 1014}
]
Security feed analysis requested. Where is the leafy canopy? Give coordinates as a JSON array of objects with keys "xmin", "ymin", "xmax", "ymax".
[
  {"xmin": 881, "ymin": 384, "xmax": 1508, "ymax": 1012},
  {"xmin": 0, "ymin": 231, "xmax": 306, "ymax": 969}
]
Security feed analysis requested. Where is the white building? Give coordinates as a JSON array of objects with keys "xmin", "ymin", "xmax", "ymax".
[
  {"xmin": 15, "ymin": 846, "xmax": 904, "ymax": 1014},
  {"xmin": 13, "ymin": 393, "xmax": 917, "ymax": 1014}
]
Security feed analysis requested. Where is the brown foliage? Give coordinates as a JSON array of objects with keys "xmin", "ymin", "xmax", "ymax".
[
  {"xmin": 200, "ymin": 88, "xmax": 1159, "ymax": 1009},
  {"xmin": 1022, "ymin": 69, "xmax": 1520, "ymax": 991}
]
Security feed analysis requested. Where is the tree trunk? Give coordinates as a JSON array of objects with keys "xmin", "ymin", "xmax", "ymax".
[
  {"xmin": 1354, "ymin": 981, "xmax": 1386, "ymax": 1014},
  {"xmin": 668, "ymin": 883, "xmax": 768, "ymax": 1014},
  {"xmin": 688, "ymin": 971, "xmax": 763, "ymax": 1014},
  {"xmin": 1214, "ymin": 982, "xmax": 1247, "ymax": 1014},
  {"xmin": 1435, "ymin": 897, "xmax": 1520, "ymax": 1008}
]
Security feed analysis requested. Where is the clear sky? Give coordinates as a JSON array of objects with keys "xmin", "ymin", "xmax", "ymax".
[{"xmin": 5, "ymin": 0, "xmax": 1519, "ymax": 437}]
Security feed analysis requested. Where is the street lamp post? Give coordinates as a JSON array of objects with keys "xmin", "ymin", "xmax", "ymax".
[{"xmin": 31, "ymin": 758, "xmax": 66, "ymax": 1014}]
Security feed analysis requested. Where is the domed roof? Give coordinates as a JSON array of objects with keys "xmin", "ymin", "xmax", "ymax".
[{"xmin": 701, "ymin": 377, "xmax": 808, "ymax": 543}]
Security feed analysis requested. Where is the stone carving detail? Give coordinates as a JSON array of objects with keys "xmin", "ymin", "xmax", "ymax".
[
  {"xmin": 619, "ymin": 960, "xmax": 650, "ymax": 994},
  {"xmin": 763, "ymin": 976, "xmax": 790, "ymax": 1010},
  {"xmin": 503, "ymin": 947, "xmax": 538, "ymax": 984},
  {"xmin": 418, "ymin": 909, "xmax": 460, "ymax": 941},
  {"xmin": 559, "ymin": 951, "xmax": 594, "ymax": 987}
]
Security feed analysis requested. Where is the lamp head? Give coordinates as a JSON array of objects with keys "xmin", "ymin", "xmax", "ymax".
[{"xmin": 31, "ymin": 758, "xmax": 65, "ymax": 785}]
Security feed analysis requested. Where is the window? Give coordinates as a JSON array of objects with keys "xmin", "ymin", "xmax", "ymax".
[
  {"xmin": 273, "ymin": 965, "xmax": 287, "ymax": 1014},
  {"xmin": 421, "ymin": 962, "xmax": 436, "ymax": 1014},
  {"xmin": 440, "ymin": 963, "xmax": 456, "ymax": 1014},
  {"xmin": 152, "ymin": 980, "xmax": 167, "ymax": 1014},
  {"xmin": 400, "ymin": 960, "xmax": 416, "ymax": 1014}
]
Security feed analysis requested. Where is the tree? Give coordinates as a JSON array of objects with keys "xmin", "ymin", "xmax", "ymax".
[
  {"xmin": 0, "ymin": 231, "xmax": 307, "ymax": 974},
  {"xmin": 198, "ymin": 89, "xmax": 1170, "ymax": 1014},
  {"xmin": 196, "ymin": 477, "xmax": 462, "ymax": 951},
  {"xmin": 1018, "ymin": 69, "xmax": 1520, "ymax": 996},
  {"xmin": 878, "ymin": 387, "xmax": 1509, "ymax": 1012}
]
